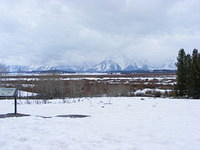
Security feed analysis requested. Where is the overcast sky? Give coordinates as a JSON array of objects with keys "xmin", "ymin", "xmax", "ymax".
[{"xmin": 0, "ymin": 0, "xmax": 199, "ymax": 66}]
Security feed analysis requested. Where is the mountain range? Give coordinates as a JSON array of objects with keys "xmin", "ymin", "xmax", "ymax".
[{"xmin": 8, "ymin": 59, "xmax": 176, "ymax": 73}]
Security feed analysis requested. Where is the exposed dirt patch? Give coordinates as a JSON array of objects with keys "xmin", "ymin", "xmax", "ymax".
[
  {"xmin": 0, "ymin": 113, "xmax": 30, "ymax": 119},
  {"xmin": 55, "ymin": 114, "xmax": 90, "ymax": 118}
]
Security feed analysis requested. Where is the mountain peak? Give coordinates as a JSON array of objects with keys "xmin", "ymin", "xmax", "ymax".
[
  {"xmin": 92, "ymin": 59, "xmax": 122, "ymax": 72},
  {"xmin": 7, "ymin": 59, "xmax": 176, "ymax": 73}
]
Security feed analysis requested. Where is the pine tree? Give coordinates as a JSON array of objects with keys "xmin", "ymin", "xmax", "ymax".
[
  {"xmin": 197, "ymin": 52, "xmax": 200, "ymax": 96},
  {"xmin": 191, "ymin": 49, "xmax": 200, "ymax": 98},
  {"xmin": 176, "ymin": 48, "xmax": 200, "ymax": 98},
  {"xmin": 185, "ymin": 54, "xmax": 192, "ymax": 96},
  {"xmin": 176, "ymin": 49, "xmax": 187, "ymax": 96},
  {"xmin": 190, "ymin": 49, "xmax": 199, "ymax": 98}
]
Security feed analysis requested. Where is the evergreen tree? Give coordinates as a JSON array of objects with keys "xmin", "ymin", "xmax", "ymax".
[
  {"xmin": 185, "ymin": 54, "xmax": 192, "ymax": 96},
  {"xmin": 176, "ymin": 49, "xmax": 187, "ymax": 96},
  {"xmin": 190, "ymin": 49, "xmax": 199, "ymax": 98},
  {"xmin": 190, "ymin": 49, "xmax": 200, "ymax": 98},
  {"xmin": 176, "ymin": 48, "xmax": 200, "ymax": 98}
]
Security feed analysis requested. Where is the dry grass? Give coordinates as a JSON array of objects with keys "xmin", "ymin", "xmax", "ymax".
[{"xmin": 0, "ymin": 73, "xmax": 176, "ymax": 98}]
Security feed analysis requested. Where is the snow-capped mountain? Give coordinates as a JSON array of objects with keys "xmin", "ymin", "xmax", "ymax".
[
  {"xmin": 36, "ymin": 66, "xmax": 56, "ymax": 71},
  {"xmin": 124, "ymin": 64, "xmax": 138, "ymax": 71},
  {"xmin": 147, "ymin": 61, "xmax": 176, "ymax": 70},
  {"xmin": 9, "ymin": 65, "xmax": 57, "ymax": 72},
  {"xmin": 7, "ymin": 59, "xmax": 176, "ymax": 73},
  {"xmin": 9, "ymin": 65, "xmax": 37, "ymax": 72},
  {"xmin": 89, "ymin": 60, "xmax": 121, "ymax": 72},
  {"xmin": 160, "ymin": 61, "xmax": 176, "ymax": 70}
]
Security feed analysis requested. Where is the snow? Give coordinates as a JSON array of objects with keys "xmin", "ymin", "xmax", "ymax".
[
  {"xmin": 0, "ymin": 97, "xmax": 200, "ymax": 150},
  {"xmin": 18, "ymin": 90, "xmax": 38, "ymax": 97},
  {"xmin": 3, "ymin": 76, "xmax": 176, "ymax": 81},
  {"xmin": 134, "ymin": 88, "xmax": 172, "ymax": 95}
]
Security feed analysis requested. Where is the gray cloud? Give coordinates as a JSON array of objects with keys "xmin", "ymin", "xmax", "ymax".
[{"xmin": 0, "ymin": 0, "xmax": 199, "ymax": 66}]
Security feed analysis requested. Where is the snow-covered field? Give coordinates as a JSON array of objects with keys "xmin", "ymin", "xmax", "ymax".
[{"xmin": 0, "ymin": 97, "xmax": 200, "ymax": 150}]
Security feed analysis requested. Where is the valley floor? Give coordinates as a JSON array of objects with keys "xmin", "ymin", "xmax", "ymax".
[{"xmin": 0, "ymin": 97, "xmax": 200, "ymax": 150}]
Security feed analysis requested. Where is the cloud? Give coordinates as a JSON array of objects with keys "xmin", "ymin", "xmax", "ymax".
[{"xmin": 0, "ymin": 0, "xmax": 199, "ymax": 66}]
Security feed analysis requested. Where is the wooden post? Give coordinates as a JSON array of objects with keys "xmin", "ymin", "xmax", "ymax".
[{"xmin": 14, "ymin": 96, "xmax": 17, "ymax": 115}]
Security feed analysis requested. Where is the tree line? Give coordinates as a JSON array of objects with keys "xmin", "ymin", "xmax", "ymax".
[{"xmin": 176, "ymin": 48, "xmax": 200, "ymax": 98}]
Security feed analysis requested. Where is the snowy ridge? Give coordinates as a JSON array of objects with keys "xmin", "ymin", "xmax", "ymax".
[
  {"xmin": 8, "ymin": 59, "xmax": 176, "ymax": 73},
  {"xmin": 90, "ymin": 60, "xmax": 121, "ymax": 72}
]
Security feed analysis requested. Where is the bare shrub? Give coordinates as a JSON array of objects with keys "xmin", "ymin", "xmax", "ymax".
[{"xmin": 37, "ymin": 74, "xmax": 65, "ymax": 99}]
